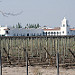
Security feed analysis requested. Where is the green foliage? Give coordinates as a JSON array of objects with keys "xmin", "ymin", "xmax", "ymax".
[
  {"xmin": 25, "ymin": 23, "xmax": 40, "ymax": 28},
  {"xmin": 13, "ymin": 25, "xmax": 15, "ymax": 28},
  {"xmin": 12, "ymin": 23, "xmax": 40, "ymax": 28},
  {"xmin": 16, "ymin": 22, "xmax": 22, "ymax": 28}
]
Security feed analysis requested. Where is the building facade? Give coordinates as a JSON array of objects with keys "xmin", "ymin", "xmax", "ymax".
[
  {"xmin": 0, "ymin": 27, "xmax": 43, "ymax": 36},
  {"xmin": 43, "ymin": 17, "xmax": 75, "ymax": 36},
  {"xmin": 0, "ymin": 17, "xmax": 75, "ymax": 36}
]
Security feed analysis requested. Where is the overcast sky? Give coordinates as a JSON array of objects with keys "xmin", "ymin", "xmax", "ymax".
[{"xmin": 0, "ymin": 0, "xmax": 75, "ymax": 28}]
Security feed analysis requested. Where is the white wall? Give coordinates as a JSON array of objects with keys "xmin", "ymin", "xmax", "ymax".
[
  {"xmin": 44, "ymin": 30, "xmax": 61, "ymax": 36},
  {"xmin": 0, "ymin": 27, "xmax": 8, "ymax": 36},
  {"xmin": 7, "ymin": 28, "xmax": 44, "ymax": 36}
]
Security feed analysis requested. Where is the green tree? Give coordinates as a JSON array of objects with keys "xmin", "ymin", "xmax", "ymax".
[
  {"xmin": 25, "ymin": 23, "xmax": 40, "ymax": 28},
  {"xmin": 16, "ymin": 22, "xmax": 22, "ymax": 28},
  {"xmin": 37, "ymin": 24, "xmax": 40, "ymax": 28},
  {"xmin": 34, "ymin": 24, "xmax": 37, "ymax": 28},
  {"xmin": 13, "ymin": 25, "xmax": 15, "ymax": 28}
]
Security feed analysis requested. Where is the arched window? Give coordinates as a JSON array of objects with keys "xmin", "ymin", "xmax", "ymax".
[
  {"xmin": 46, "ymin": 32, "xmax": 47, "ymax": 36},
  {"xmin": 54, "ymin": 32, "xmax": 56, "ymax": 35},
  {"xmin": 43, "ymin": 32, "xmax": 45, "ymax": 35},
  {"xmin": 17, "ymin": 34, "xmax": 18, "ymax": 36},
  {"xmin": 57, "ymin": 32, "xmax": 59, "ymax": 34},
  {"xmin": 63, "ymin": 24, "xmax": 65, "ymax": 27},
  {"xmin": 27, "ymin": 33, "xmax": 29, "ymax": 36},
  {"xmin": 62, "ymin": 31, "xmax": 64, "ymax": 33},
  {"xmin": 48, "ymin": 32, "xmax": 50, "ymax": 35},
  {"xmin": 67, "ymin": 25, "xmax": 69, "ymax": 27},
  {"xmin": 6, "ymin": 31, "xmax": 9, "ymax": 34},
  {"xmin": 51, "ymin": 32, "xmax": 53, "ymax": 34}
]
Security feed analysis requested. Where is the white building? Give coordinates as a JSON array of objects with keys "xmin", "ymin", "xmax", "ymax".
[
  {"xmin": 0, "ymin": 27, "xmax": 43, "ymax": 36},
  {"xmin": 43, "ymin": 17, "xmax": 75, "ymax": 36},
  {"xmin": 0, "ymin": 17, "xmax": 75, "ymax": 36},
  {"xmin": 0, "ymin": 26, "xmax": 9, "ymax": 36}
]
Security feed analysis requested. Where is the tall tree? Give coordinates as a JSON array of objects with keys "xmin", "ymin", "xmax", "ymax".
[
  {"xmin": 16, "ymin": 22, "xmax": 22, "ymax": 28},
  {"xmin": 37, "ymin": 24, "xmax": 40, "ymax": 28},
  {"xmin": 13, "ymin": 25, "xmax": 15, "ymax": 28},
  {"xmin": 25, "ymin": 23, "xmax": 40, "ymax": 28}
]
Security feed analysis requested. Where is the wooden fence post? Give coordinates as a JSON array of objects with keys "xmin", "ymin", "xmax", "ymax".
[
  {"xmin": 57, "ymin": 51, "xmax": 59, "ymax": 75},
  {"xmin": 26, "ymin": 50, "xmax": 28, "ymax": 75},
  {"xmin": 56, "ymin": 38, "xmax": 59, "ymax": 75},
  {"xmin": 0, "ymin": 50, "xmax": 2, "ymax": 75},
  {"xmin": 0, "ymin": 38, "xmax": 2, "ymax": 75}
]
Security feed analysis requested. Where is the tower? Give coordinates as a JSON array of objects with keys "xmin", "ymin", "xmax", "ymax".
[
  {"xmin": 62, "ymin": 17, "xmax": 68, "ymax": 27},
  {"xmin": 61, "ymin": 17, "xmax": 70, "ymax": 35}
]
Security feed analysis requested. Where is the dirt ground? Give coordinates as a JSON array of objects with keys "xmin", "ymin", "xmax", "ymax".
[{"xmin": 2, "ymin": 66, "xmax": 75, "ymax": 75}]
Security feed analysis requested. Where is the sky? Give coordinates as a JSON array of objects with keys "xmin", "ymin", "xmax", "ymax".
[{"xmin": 0, "ymin": 0, "xmax": 75, "ymax": 28}]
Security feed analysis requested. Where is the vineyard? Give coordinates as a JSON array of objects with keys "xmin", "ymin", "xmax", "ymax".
[{"xmin": 0, "ymin": 36, "xmax": 75, "ymax": 67}]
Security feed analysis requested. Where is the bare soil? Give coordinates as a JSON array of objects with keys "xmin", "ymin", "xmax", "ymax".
[{"xmin": 2, "ymin": 66, "xmax": 75, "ymax": 75}]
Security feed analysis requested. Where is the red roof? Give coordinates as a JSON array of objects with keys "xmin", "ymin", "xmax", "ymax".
[
  {"xmin": 43, "ymin": 27, "xmax": 60, "ymax": 31},
  {"xmin": 4, "ymin": 28, "xmax": 10, "ymax": 30},
  {"xmin": 70, "ymin": 28, "xmax": 75, "ymax": 31}
]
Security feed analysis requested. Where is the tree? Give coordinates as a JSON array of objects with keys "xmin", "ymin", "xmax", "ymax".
[
  {"xmin": 16, "ymin": 22, "xmax": 22, "ymax": 28},
  {"xmin": 37, "ymin": 24, "xmax": 40, "ymax": 28},
  {"xmin": 13, "ymin": 25, "xmax": 15, "ymax": 28},
  {"xmin": 25, "ymin": 23, "xmax": 41, "ymax": 29}
]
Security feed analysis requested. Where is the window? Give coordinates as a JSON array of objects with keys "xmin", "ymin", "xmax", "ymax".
[
  {"xmin": 60, "ymin": 32, "xmax": 61, "ymax": 34},
  {"xmin": 13, "ymin": 34, "xmax": 16, "ymax": 36},
  {"xmin": 62, "ymin": 31, "xmax": 64, "ymax": 33},
  {"xmin": 51, "ymin": 32, "xmax": 53, "ymax": 34},
  {"xmin": 63, "ymin": 24, "xmax": 65, "ymax": 27},
  {"xmin": 27, "ymin": 33, "xmax": 29, "ymax": 36},
  {"xmin": 17, "ymin": 34, "xmax": 18, "ymax": 36},
  {"xmin": 67, "ymin": 25, "xmax": 69, "ymax": 27},
  {"xmin": 48, "ymin": 32, "xmax": 50, "ymax": 35},
  {"xmin": 57, "ymin": 32, "xmax": 61, "ymax": 35},
  {"xmin": 2, "ymin": 35, "xmax": 5, "ymax": 36},
  {"xmin": 68, "ymin": 32, "xmax": 69, "ymax": 33},
  {"xmin": 46, "ymin": 32, "xmax": 47, "ymax": 35},
  {"xmin": 54, "ymin": 32, "xmax": 56, "ymax": 35},
  {"xmin": 43, "ymin": 32, "xmax": 45, "ymax": 35},
  {"xmin": 6, "ymin": 31, "xmax": 9, "ymax": 34},
  {"xmin": 57, "ymin": 32, "xmax": 59, "ymax": 34}
]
